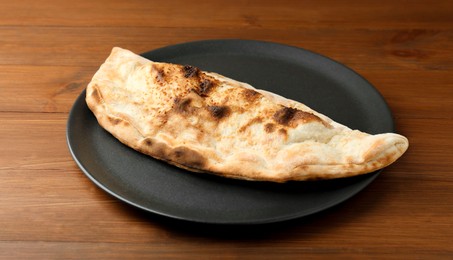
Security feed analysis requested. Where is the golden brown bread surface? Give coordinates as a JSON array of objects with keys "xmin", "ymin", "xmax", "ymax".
[{"xmin": 85, "ymin": 47, "xmax": 409, "ymax": 182}]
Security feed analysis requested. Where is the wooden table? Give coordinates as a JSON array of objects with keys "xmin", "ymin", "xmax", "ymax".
[{"xmin": 1, "ymin": 0, "xmax": 452, "ymax": 258}]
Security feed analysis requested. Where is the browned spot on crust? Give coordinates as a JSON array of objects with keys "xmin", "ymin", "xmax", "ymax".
[
  {"xmin": 293, "ymin": 164, "xmax": 309, "ymax": 172},
  {"xmin": 273, "ymin": 106, "xmax": 322, "ymax": 127},
  {"xmin": 278, "ymin": 128, "xmax": 287, "ymax": 137},
  {"xmin": 107, "ymin": 116, "xmax": 122, "ymax": 125},
  {"xmin": 91, "ymin": 87, "xmax": 103, "ymax": 104},
  {"xmin": 345, "ymin": 156, "xmax": 354, "ymax": 164},
  {"xmin": 174, "ymin": 97, "xmax": 193, "ymax": 114},
  {"xmin": 363, "ymin": 139, "xmax": 385, "ymax": 162},
  {"xmin": 156, "ymin": 69, "xmax": 166, "ymax": 83},
  {"xmin": 151, "ymin": 142, "xmax": 168, "ymax": 160},
  {"xmin": 197, "ymin": 78, "xmax": 217, "ymax": 97},
  {"xmin": 170, "ymin": 146, "xmax": 206, "ymax": 169},
  {"xmin": 242, "ymin": 88, "xmax": 262, "ymax": 102},
  {"xmin": 207, "ymin": 105, "xmax": 230, "ymax": 120},
  {"xmin": 182, "ymin": 65, "xmax": 199, "ymax": 78},
  {"xmin": 239, "ymin": 117, "xmax": 263, "ymax": 132},
  {"xmin": 264, "ymin": 123, "xmax": 275, "ymax": 133},
  {"xmin": 145, "ymin": 139, "xmax": 153, "ymax": 146},
  {"xmin": 273, "ymin": 107, "xmax": 297, "ymax": 125},
  {"xmin": 151, "ymin": 64, "xmax": 166, "ymax": 83},
  {"xmin": 196, "ymin": 129, "xmax": 205, "ymax": 143},
  {"xmin": 154, "ymin": 114, "xmax": 168, "ymax": 126}
]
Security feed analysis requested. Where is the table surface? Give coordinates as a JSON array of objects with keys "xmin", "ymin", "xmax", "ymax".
[{"xmin": 1, "ymin": 0, "xmax": 453, "ymax": 258}]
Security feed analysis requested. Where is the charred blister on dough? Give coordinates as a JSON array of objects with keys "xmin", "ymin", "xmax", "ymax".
[
  {"xmin": 207, "ymin": 105, "xmax": 231, "ymax": 120},
  {"xmin": 273, "ymin": 107, "xmax": 298, "ymax": 125},
  {"xmin": 273, "ymin": 106, "xmax": 322, "ymax": 127},
  {"xmin": 242, "ymin": 88, "xmax": 262, "ymax": 102},
  {"xmin": 182, "ymin": 65, "xmax": 200, "ymax": 78},
  {"xmin": 144, "ymin": 138, "xmax": 153, "ymax": 147},
  {"xmin": 264, "ymin": 123, "xmax": 276, "ymax": 133},
  {"xmin": 278, "ymin": 128, "xmax": 288, "ymax": 138},
  {"xmin": 197, "ymin": 78, "xmax": 218, "ymax": 97},
  {"xmin": 151, "ymin": 141, "xmax": 169, "ymax": 160},
  {"xmin": 107, "ymin": 115, "xmax": 129, "ymax": 126},
  {"xmin": 171, "ymin": 146, "xmax": 206, "ymax": 169},
  {"xmin": 173, "ymin": 97, "xmax": 194, "ymax": 114},
  {"xmin": 107, "ymin": 116, "xmax": 120, "ymax": 125}
]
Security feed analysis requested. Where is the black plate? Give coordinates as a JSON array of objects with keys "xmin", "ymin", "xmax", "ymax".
[{"xmin": 67, "ymin": 39, "xmax": 394, "ymax": 224}]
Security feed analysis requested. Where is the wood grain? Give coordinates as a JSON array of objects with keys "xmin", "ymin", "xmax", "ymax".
[
  {"xmin": 1, "ymin": 26, "xmax": 452, "ymax": 69},
  {"xmin": 1, "ymin": 0, "xmax": 453, "ymax": 258},
  {"xmin": 1, "ymin": 0, "xmax": 452, "ymax": 29}
]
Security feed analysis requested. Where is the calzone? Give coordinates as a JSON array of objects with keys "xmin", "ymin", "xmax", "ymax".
[{"xmin": 86, "ymin": 47, "xmax": 408, "ymax": 182}]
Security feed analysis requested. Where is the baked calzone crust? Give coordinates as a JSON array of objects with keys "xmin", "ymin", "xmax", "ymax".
[{"xmin": 86, "ymin": 47, "xmax": 408, "ymax": 182}]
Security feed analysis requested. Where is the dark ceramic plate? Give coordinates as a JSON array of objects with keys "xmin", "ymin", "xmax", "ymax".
[{"xmin": 67, "ymin": 40, "xmax": 394, "ymax": 224}]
